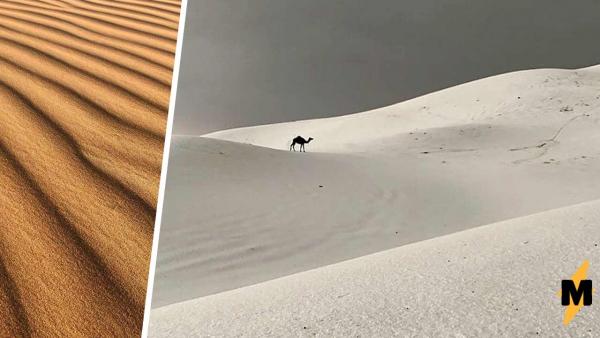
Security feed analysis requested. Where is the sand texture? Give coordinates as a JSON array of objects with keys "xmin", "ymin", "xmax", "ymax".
[
  {"xmin": 0, "ymin": 0, "xmax": 180, "ymax": 336},
  {"xmin": 151, "ymin": 65, "xmax": 600, "ymax": 335},
  {"xmin": 151, "ymin": 199, "xmax": 600, "ymax": 337}
]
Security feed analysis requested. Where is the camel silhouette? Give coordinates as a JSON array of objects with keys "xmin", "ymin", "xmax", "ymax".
[{"xmin": 290, "ymin": 136, "xmax": 313, "ymax": 152}]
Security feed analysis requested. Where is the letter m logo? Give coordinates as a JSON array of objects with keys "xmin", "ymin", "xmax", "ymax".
[{"xmin": 561, "ymin": 280, "xmax": 593, "ymax": 306}]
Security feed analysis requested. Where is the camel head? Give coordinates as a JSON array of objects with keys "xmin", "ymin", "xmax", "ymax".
[{"xmin": 307, "ymin": 137, "xmax": 314, "ymax": 143}]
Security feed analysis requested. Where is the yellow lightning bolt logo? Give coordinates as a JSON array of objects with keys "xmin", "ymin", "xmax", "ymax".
[{"xmin": 557, "ymin": 260, "xmax": 594, "ymax": 326}]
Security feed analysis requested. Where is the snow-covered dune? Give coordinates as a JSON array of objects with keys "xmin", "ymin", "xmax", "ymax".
[
  {"xmin": 151, "ymin": 199, "xmax": 600, "ymax": 337},
  {"xmin": 151, "ymin": 65, "xmax": 600, "ymax": 336},
  {"xmin": 152, "ymin": 65, "xmax": 600, "ymax": 311},
  {"xmin": 205, "ymin": 65, "xmax": 600, "ymax": 153}
]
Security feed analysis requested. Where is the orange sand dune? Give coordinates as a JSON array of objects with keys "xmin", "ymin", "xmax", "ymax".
[
  {"xmin": 0, "ymin": 1, "xmax": 176, "ymax": 53},
  {"xmin": 0, "ymin": 0, "xmax": 180, "ymax": 336}
]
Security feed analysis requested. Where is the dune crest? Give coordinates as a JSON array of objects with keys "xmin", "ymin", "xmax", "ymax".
[
  {"xmin": 206, "ymin": 66, "xmax": 600, "ymax": 153},
  {"xmin": 0, "ymin": 0, "xmax": 180, "ymax": 336}
]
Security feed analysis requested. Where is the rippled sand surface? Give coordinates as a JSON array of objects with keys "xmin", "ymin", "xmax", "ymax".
[{"xmin": 0, "ymin": 0, "xmax": 180, "ymax": 336}]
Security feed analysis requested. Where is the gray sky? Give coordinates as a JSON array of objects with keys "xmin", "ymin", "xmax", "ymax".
[{"xmin": 174, "ymin": 0, "xmax": 600, "ymax": 135}]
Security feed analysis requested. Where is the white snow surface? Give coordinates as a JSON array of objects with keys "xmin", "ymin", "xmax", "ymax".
[{"xmin": 150, "ymin": 65, "xmax": 600, "ymax": 336}]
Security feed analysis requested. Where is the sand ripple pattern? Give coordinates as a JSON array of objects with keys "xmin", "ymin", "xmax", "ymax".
[{"xmin": 0, "ymin": 0, "xmax": 180, "ymax": 336}]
